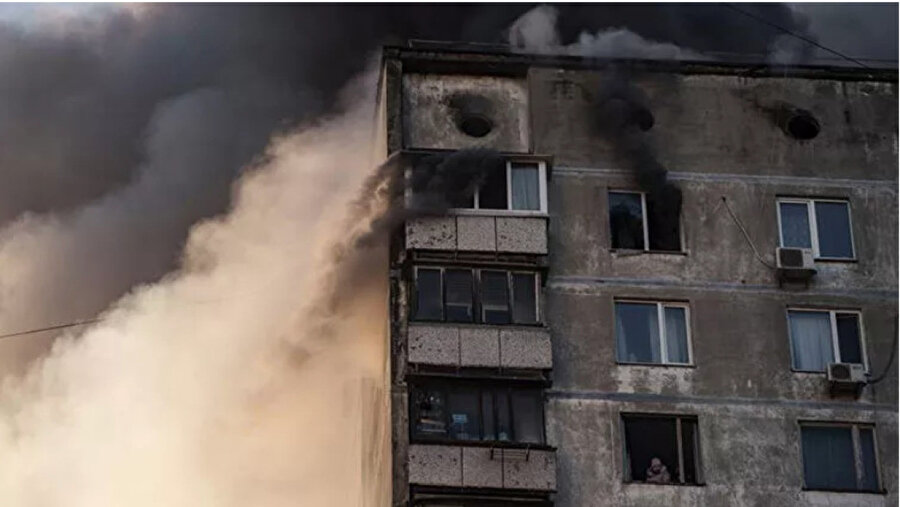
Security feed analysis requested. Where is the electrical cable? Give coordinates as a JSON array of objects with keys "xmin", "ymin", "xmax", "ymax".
[
  {"xmin": 866, "ymin": 318, "xmax": 898, "ymax": 385},
  {"xmin": 0, "ymin": 319, "xmax": 102, "ymax": 340},
  {"xmin": 723, "ymin": 3, "xmax": 875, "ymax": 71},
  {"xmin": 719, "ymin": 196, "xmax": 778, "ymax": 270}
]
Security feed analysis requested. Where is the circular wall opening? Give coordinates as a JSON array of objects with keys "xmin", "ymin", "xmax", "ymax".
[
  {"xmin": 785, "ymin": 111, "xmax": 820, "ymax": 140},
  {"xmin": 633, "ymin": 107, "xmax": 655, "ymax": 131},
  {"xmin": 459, "ymin": 114, "xmax": 493, "ymax": 137}
]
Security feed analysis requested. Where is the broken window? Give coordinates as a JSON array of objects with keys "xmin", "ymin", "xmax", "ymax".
[
  {"xmin": 801, "ymin": 423, "xmax": 880, "ymax": 492},
  {"xmin": 447, "ymin": 161, "xmax": 546, "ymax": 213},
  {"xmin": 412, "ymin": 267, "xmax": 540, "ymax": 325},
  {"xmin": 778, "ymin": 198, "xmax": 855, "ymax": 259},
  {"xmin": 410, "ymin": 383, "xmax": 544, "ymax": 444},
  {"xmin": 615, "ymin": 301, "xmax": 691, "ymax": 365},
  {"xmin": 609, "ymin": 190, "xmax": 681, "ymax": 252},
  {"xmin": 623, "ymin": 414, "xmax": 701, "ymax": 485},
  {"xmin": 788, "ymin": 309, "xmax": 865, "ymax": 372}
]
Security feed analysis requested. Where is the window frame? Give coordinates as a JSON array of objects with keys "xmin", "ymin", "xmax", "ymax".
[
  {"xmin": 786, "ymin": 308, "xmax": 868, "ymax": 373},
  {"xmin": 412, "ymin": 266, "xmax": 542, "ymax": 325},
  {"xmin": 776, "ymin": 197, "xmax": 856, "ymax": 261},
  {"xmin": 608, "ymin": 189, "xmax": 685, "ymax": 253},
  {"xmin": 614, "ymin": 299, "xmax": 694, "ymax": 366},
  {"xmin": 798, "ymin": 421, "xmax": 882, "ymax": 493},
  {"xmin": 451, "ymin": 160, "xmax": 548, "ymax": 215},
  {"xmin": 620, "ymin": 412, "xmax": 704, "ymax": 486},
  {"xmin": 409, "ymin": 382, "xmax": 546, "ymax": 446}
]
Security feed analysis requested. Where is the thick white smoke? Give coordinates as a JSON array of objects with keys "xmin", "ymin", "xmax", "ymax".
[{"xmin": 0, "ymin": 68, "xmax": 390, "ymax": 505}]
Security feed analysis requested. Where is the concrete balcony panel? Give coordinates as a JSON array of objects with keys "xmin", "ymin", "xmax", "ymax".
[
  {"xmin": 456, "ymin": 215, "xmax": 497, "ymax": 251},
  {"xmin": 462, "ymin": 447, "xmax": 503, "ymax": 488},
  {"xmin": 406, "ymin": 217, "xmax": 456, "ymax": 250},
  {"xmin": 408, "ymin": 445, "xmax": 462, "ymax": 487},
  {"xmin": 496, "ymin": 217, "xmax": 547, "ymax": 254},
  {"xmin": 408, "ymin": 323, "xmax": 551, "ymax": 370},
  {"xmin": 405, "ymin": 215, "xmax": 547, "ymax": 254},
  {"xmin": 500, "ymin": 328, "xmax": 553, "ymax": 369},
  {"xmin": 502, "ymin": 449, "xmax": 557, "ymax": 491}
]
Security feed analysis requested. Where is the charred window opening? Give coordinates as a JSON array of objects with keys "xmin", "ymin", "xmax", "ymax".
[
  {"xmin": 609, "ymin": 191, "xmax": 681, "ymax": 252},
  {"xmin": 785, "ymin": 111, "xmax": 820, "ymax": 140},
  {"xmin": 422, "ymin": 160, "xmax": 545, "ymax": 213},
  {"xmin": 623, "ymin": 415, "xmax": 701, "ymax": 485},
  {"xmin": 448, "ymin": 93, "xmax": 494, "ymax": 138},
  {"xmin": 413, "ymin": 267, "xmax": 540, "ymax": 325},
  {"xmin": 411, "ymin": 382, "xmax": 544, "ymax": 444}
]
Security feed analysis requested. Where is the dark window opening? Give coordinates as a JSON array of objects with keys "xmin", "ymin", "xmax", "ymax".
[
  {"xmin": 478, "ymin": 164, "xmax": 508, "ymax": 210},
  {"xmin": 609, "ymin": 191, "xmax": 681, "ymax": 252},
  {"xmin": 646, "ymin": 193, "xmax": 682, "ymax": 252},
  {"xmin": 623, "ymin": 415, "xmax": 700, "ymax": 485},
  {"xmin": 411, "ymin": 383, "xmax": 544, "ymax": 444},
  {"xmin": 413, "ymin": 268, "xmax": 540, "ymax": 325},
  {"xmin": 801, "ymin": 424, "xmax": 879, "ymax": 492}
]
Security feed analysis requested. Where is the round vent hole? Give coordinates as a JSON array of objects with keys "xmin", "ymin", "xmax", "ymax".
[
  {"xmin": 633, "ymin": 108, "xmax": 654, "ymax": 131},
  {"xmin": 459, "ymin": 114, "xmax": 493, "ymax": 137},
  {"xmin": 786, "ymin": 112, "xmax": 820, "ymax": 140}
]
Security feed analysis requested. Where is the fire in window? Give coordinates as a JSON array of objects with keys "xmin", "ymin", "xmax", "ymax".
[{"xmin": 622, "ymin": 414, "xmax": 701, "ymax": 485}]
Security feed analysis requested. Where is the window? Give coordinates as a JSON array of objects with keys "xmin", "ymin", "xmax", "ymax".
[
  {"xmin": 800, "ymin": 423, "xmax": 880, "ymax": 492},
  {"xmin": 622, "ymin": 414, "xmax": 701, "ymax": 485},
  {"xmin": 413, "ymin": 267, "xmax": 540, "ymax": 325},
  {"xmin": 452, "ymin": 161, "xmax": 547, "ymax": 213},
  {"xmin": 777, "ymin": 198, "xmax": 855, "ymax": 259},
  {"xmin": 787, "ymin": 309, "xmax": 866, "ymax": 372},
  {"xmin": 609, "ymin": 191, "xmax": 682, "ymax": 252},
  {"xmin": 410, "ymin": 383, "xmax": 544, "ymax": 444},
  {"xmin": 615, "ymin": 301, "xmax": 691, "ymax": 365}
]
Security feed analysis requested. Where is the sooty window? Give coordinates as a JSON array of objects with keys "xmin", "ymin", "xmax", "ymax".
[
  {"xmin": 800, "ymin": 423, "xmax": 880, "ymax": 492},
  {"xmin": 778, "ymin": 198, "xmax": 854, "ymax": 260},
  {"xmin": 609, "ymin": 191, "xmax": 681, "ymax": 252},
  {"xmin": 615, "ymin": 301, "xmax": 692, "ymax": 365},
  {"xmin": 453, "ymin": 161, "xmax": 547, "ymax": 213},
  {"xmin": 413, "ymin": 267, "xmax": 540, "ymax": 325},
  {"xmin": 787, "ymin": 309, "xmax": 866, "ymax": 372},
  {"xmin": 411, "ymin": 382, "xmax": 544, "ymax": 444},
  {"xmin": 622, "ymin": 414, "xmax": 701, "ymax": 485}
]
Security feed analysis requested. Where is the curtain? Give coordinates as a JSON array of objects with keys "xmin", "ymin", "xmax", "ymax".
[
  {"xmin": 779, "ymin": 202, "xmax": 812, "ymax": 248},
  {"xmin": 616, "ymin": 303, "xmax": 660, "ymax": 363},
  {"xmin": 665, "ymin": 307, "xmax": 690, "ymax": 363},
  {"xmin": 511, "ymin": 164, "xmax": 540, "ymax": 210},
  {"xmin": 815, "ymin": 201, "xmax": 854, "ymax": 258},
  {"xmin": 789, "ymin": 311, "xmax": 834, "ymax": 371},
  {"xmin": 802, "ymin": 426, "xmax": 856, "ymax": 490}
]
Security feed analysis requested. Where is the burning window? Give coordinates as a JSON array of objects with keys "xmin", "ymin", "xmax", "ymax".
[
  {"xmin": 609, "ymin": 190, "xmax": 681, "ymax": 252},
  {"xmin": 778, "ymin": 198, "xmax": 854, "ymax": 259},
  {"xmin": 623, "ymin": 414, "xmax": 701, "ymax": 485},
  {"xmin": 787, "ymin": 309, "xmax": 865, "ymax": 372},
  {"xmin": 800, "ymin": 423, "xmax": 879, "ymax": 492},
  {"xmin": 615, "ymin": 301, "xmax": 691, "ymax": 365},
  {"xmin": 411, "ymin": 382, "xmax": 544, "ymax": 444},
  {"xmin": 413, "ymin": 267, "xmax": 540, "ymax": 325}
]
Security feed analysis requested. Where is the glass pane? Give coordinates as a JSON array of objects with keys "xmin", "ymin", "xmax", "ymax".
[
  {"xmin": 835, "ymin": 313, "xmax": 863, "ymax": 364},
  {"xmin": 647, "ymin": 192, "xmax": 682, "ymax": 252},
  {"xmin": 859, "ymin": 428, "xmax": 879, "ymax": 492},
  {"xmin": 511, "ymin": 390, "xmax": 543, "ymax": 444},
  {"xmin": 414, "ymin": 269, "xmax": 442, "ymax": 321},
  {"xmin": 779, "ymin": 202, "xmax": 812, "ymax": 248},
  {"xmin": 788, "ymin": 311, "xmax": 834, "ymax": 371},
  {"xmin": 615, "ymin": 302, "xmax": 661, "ymax": 363},
  {"xmin": 412, "ymin": 387, "xmax": 446, "ymax": 439},
  {"xmin": 815, "ymin": 202, "xmax": 853, "ymax": 258},
  {"xmin": 447, "ymin": 388, "xmax": 480, "ymax": 441},
  {"xmin": 801, "ymin": 426, "xmax": 856, "ymax": 490},
  {"xmin": 511, "ymin": 163, "xmax": 540, "ymax": 211},
  {"xmin": 444, "ymin": 269, "xmax": 473, "ymax": 323},
  {"xmin": 479, "ymin": 164, "xmax": 508, "ymax": 209},
  {"xmin": 609, "ymin": 192, "xmax": 645, "ymax": 250},
  {"xmin": 512, "ymin": 273, "xmax": 538, "ymax": 324},
  {"xmin": 480, "ymin": 271, "xmax": 510, "ymax": 324},
  {"xmin": 496, "ymin": 390, "xmax": 511, "ymax": 441},
  {"xmin": 680, "ymin": 419, "xmax": 699, "ymax": 484},
  {"xmin": 623, "ymin": 416, "xmax": 678, "ymax": 483},
  {"xmin": 481, "ymin": 392, "xmax": 495, "ymax": 441},
  {"xmin": 664, "ymin": 306, "xmax": 690, "ymax": 364}
]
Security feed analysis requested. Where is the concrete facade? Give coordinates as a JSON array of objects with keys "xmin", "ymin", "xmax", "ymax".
[{"xmin": 381, "ymin": 46, "xmax": 898, "ymax": 506}]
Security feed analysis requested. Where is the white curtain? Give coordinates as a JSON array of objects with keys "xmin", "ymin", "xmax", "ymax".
[
  {"xmin": 664, "ymin": 307, "xmax": 690, "ymax": 363},
  {"xmin": 511, "ymin": 165, "xmax": 539, "ymax": 211},
  {"xmin": 789, "ymin": 311, "xmax": 833, "ymax": 371}
]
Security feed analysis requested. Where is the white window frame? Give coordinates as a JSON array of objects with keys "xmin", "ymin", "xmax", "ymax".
[
  {"xmin": 786, "ymin": 308, "xmax": 868, "ymax": 372},
  {"xmin": 776, "ymin": 198, "xmax": 856, "ymax": 260},
  {"xmin": 453, "ymin": 160, "xmax": 548, "ymax": 216},
  {"xmin": 798, "ymin": 422, "xmax": 881, "ymax": 492},
  {"xmin": 608, "ymin": 190, "xmax": 684, "ymax": 252},
  {"xmin": 615, "ymin": 300, "xmax": 693, "ymax": 365}
]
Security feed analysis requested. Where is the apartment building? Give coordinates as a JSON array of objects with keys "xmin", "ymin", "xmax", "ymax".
[{"xmin": 378, "ymin": 43, "xmax": 898, "ymax": 506}]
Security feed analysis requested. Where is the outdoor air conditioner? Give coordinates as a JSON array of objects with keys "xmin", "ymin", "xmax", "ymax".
[
  {"xmin": 827, "ymin": 362, "xmax": 867, "ymax": 397},
  {"xmin": 775, "ymin": 247, "xmax": 816, "ymax": 284}
]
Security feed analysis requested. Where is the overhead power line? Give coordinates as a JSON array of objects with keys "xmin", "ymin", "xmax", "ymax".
[
  {"xmin": 723, "ymin": 3, "xmax": 875, "ymax": 70},
  {"xmin": 0, "ymin": 319, "xmax": 102, "ymax": 340}
]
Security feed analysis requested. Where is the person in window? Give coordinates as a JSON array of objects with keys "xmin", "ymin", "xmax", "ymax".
[{"xmin": 645, "ymin": 457, "xmax": 671, "ymax": 483}]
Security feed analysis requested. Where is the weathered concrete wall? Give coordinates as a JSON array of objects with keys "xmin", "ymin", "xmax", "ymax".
[
  {"xmin": 408, "ymin": 323, "xmax": 552, "ymax": 369},
  {"xmin": 408, "ymin": 444, "xmax": 557, "ymax": 491},
  {"xmin": 406, "ymin": 215, "xmax": 548, "ymax": 254}
]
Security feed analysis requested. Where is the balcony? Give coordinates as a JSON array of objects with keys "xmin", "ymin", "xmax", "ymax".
[
  {"xmin": 408, "ymin": 444, "xmax": 557, "ymax": 492},
  {"xmin": 408, "ymin": 323, "xmax": 552, "ymax": 370},
  {"xmin": 406, "ymin": 214, "xmax": 548, "ymax": 255}
]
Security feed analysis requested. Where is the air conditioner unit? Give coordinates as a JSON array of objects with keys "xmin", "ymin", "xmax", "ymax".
[
  {"xmin": 776, "ymin": 247, "xmax": 816, "ymax": 284},
  {"xmin": 827, "ymin": 362, "xmax": 866, "ymax": 397}
]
